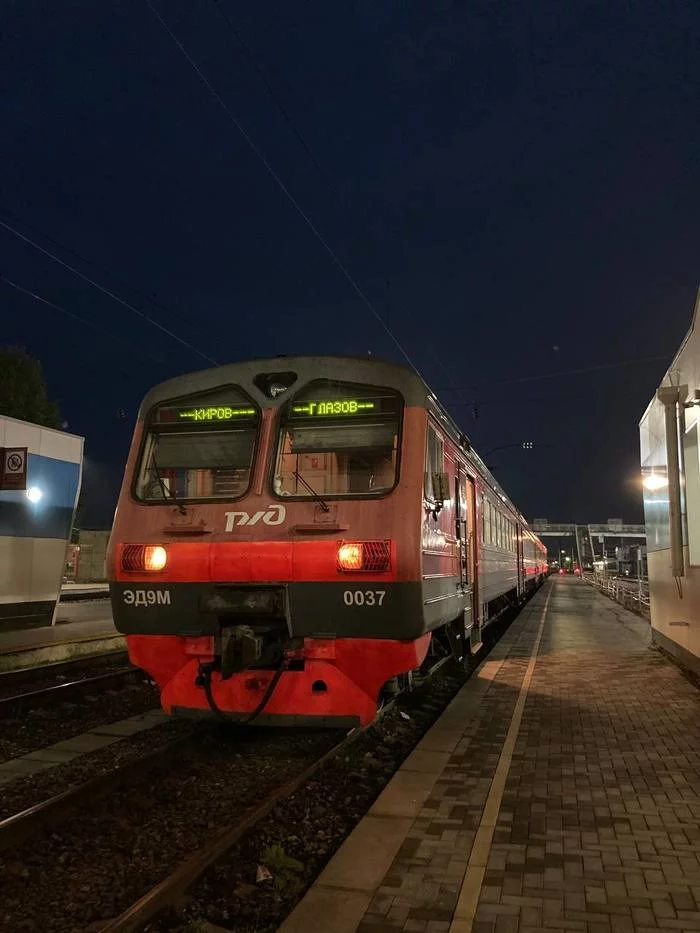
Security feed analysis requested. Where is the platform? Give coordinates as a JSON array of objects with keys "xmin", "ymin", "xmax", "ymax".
[
  {"xmin": 279, "ymin": 577, "xmax": 700, "ymax": 933},
  {"xmin": 0, "ymin": 603, "xmax": 121, "ymax": 672},
  {"xmin": 60, "ymin": 582, "xmax": 109, "ymax": 600}
]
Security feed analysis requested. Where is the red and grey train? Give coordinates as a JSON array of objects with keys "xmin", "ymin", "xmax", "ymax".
[{"xmin": 107, "ymin": 357, "xmax": 547, "ymax": 727}]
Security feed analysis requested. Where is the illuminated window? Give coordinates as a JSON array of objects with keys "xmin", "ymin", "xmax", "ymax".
[
  {"xmin": 274, "ymin": 381, "xmax": 401, "ymax": 499},
  {"xmin": 136, "ymin": 387, "xmax": 259, "ymax": 502},
  {"xmin": 641, "ymin": 397, "xmax": 675, "ymax": 552},
  {"xmin": 685, "ymin": 416, "xmax": 700, "ymax": 565}
]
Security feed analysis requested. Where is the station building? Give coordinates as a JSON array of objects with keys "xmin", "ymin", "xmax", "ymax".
[{"xmin": 0, "ymin": 415, "xmax": 83, "ymax": 630}]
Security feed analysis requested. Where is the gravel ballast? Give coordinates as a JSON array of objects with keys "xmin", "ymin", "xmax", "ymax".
[
  {"xmin": 0, "ymin": 726, "xmax": 341, "ymax": 933},
  {"xmin": 146, "ymin": 662, "xmax": 471, "ymax": 933}
]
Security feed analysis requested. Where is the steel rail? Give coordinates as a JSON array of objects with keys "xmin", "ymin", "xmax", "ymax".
[
  {"xmin": 0, "ymin": 667, "xmax": 143, "ymax": 717},
  {"xmin": 0, "ymin": 651, "xmax": 129, "ymax": 691}
]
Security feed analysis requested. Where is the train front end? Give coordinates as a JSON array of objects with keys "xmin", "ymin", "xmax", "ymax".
[{"xmin": 107, "ymin": 358, "xmax": 427, "ymax": 727}]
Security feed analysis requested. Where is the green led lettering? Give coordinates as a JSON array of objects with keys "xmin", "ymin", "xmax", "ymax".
[
  {"xmin": 175, "ymin": 405, "xmax": 255, "ymax": 422},
  {"xmin": 291, "ymin": 399, "xmax": 377, "ymax": 417}
]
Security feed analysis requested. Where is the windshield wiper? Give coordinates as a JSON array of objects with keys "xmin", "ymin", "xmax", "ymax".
[
  {"xmin": 151, "ymin": 456, "xmax": 187, "ymax": 515},
  {"xmin": 293, "ymin": 470, "xmax": 330, "ymax": 512}
]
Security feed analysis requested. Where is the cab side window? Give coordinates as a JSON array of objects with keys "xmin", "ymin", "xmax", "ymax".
[{"xmin": 425, "ymin": 425, "xmax": 444, "ymax": 500}]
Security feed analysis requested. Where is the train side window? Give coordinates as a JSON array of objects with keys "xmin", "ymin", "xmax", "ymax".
[
  {"xmin": 425, "ymin": 425, "xmax": 444, "ymax": 500},
  {"xmin": 481, "ymin": 496, "xmax": 486, "ymax": 542}
]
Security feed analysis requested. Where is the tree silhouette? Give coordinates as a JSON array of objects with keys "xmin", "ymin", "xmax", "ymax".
[{"xmin": 0, "ymin": 345, "xmax": 62, "ymax": 429}]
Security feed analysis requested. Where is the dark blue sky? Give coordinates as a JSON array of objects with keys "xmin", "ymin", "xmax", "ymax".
[{"xmin": 2, "ymin": 1, "xmax": 698, "ymax": 526}]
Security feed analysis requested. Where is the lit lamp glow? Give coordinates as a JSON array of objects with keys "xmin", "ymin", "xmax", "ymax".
[
  {"xmin": 642, "ymin": 474, "xmax": 668, "ymax": 491},
  {"xmin": 26, "ymin": 487, "xmax": 43, "ymax": 503}
]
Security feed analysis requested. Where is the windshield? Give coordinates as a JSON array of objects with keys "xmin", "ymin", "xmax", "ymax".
[
  {"xmin": 273, "ymin": 381, "xmax": 401, "ymax": 498},
  {"xmin": 135, "ymin": 388, "xmax": 259, "ymax": 501}
]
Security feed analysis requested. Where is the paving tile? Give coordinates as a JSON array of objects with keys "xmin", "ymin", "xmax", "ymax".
[
  {"xmin": 19, "ymin": 748, "xmax": 81, "ymax": 763},
  {"xmin": 88, "ymin": 720, "xmax": 154, "ymax": 737},
  {"xmin": 317, "ymin": 815, "xmax": 415, "ymax": 891},
  {"xmin": 276, "ymin": 887, "xmax": 372, "ymax": 932},
  {"xmin": 0, "ymin": 757, "xmax": 53, "ymax": 776},
  {"xmin": 371, "ymin": 771, "xmax": 438, "ymax": 820},
  {"xmin": 48, "ymin": 733, "xmax": 121, "ymax": 754}
]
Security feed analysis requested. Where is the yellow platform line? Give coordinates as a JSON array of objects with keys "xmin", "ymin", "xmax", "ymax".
[{"xmin": 450, "ymin": 585, "xmax": 552, "ymax": 932}]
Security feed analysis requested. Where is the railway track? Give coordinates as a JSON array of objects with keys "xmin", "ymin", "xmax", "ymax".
[
  {"xmin": 99, "ymin": 733, "xmax": 351, "ymax": 933},
  {"xmin": 0, "ymin": 597, "xmax": 533, "ymax": 933},
  {"xmin": 98, "ymin": 652, "xmax": 491, "ymax": 933},
  {"xmin": 0, "ymin": 736, "xmax": 191, "ymax": 852},
  {"xmin": 0, "ymin": 666, "xmax": 143, "ymax": 718},
  {"xmin": 0, "ymin": 650, "xmax": 130, "ymax": 695}
]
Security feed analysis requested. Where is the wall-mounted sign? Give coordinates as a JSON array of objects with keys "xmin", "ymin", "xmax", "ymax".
[{"xmin": 0, "ymin": 447, "xmax": 27, "ymax": 490}]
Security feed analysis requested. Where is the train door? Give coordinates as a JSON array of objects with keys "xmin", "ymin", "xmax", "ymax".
[
  {"xmin": 516, "ymin": 522, "xmax": 524, "ymax": 598},
  {"xmin": 455, "ymin": 465, "xmax": 468, "ymax": 590},
  {"xmin": 465, "ymin": 474, "xmax": 481, "ymax": 650},
  {"xmin": 454, "ymin": 467, "xmax": 481, "ymax": 653}
]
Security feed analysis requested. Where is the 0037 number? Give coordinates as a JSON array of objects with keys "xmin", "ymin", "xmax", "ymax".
[{"xmin": 343, "ymin": 590, "xmax": 386, "ymax": 607}]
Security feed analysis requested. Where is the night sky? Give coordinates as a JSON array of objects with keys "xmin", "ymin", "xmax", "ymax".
[{"xmin": 2, "ymin": 1, "xmax": 698, "ymax": 529}]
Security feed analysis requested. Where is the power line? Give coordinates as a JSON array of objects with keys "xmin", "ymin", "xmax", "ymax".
[
  {"xmin": 211, "ymin": 0, "xmax": 342, "ymax": 201},
  {"xmin": 0, "ymin": 217, "xmax": 218, "ymax": 366},
  {"xmin": 211, "ymin": 4, "xmax": 473, "ymax": 414},
  {"xmin": 212, "ymin": 2, "xmax": 454, "ymax": 400},
  {"xmin": 1, "ymin": 275, "xmax": 168, "ymax": 364},
  {"xmin": 0, "ymin": 206, "xmax": 206, "ymax": 340},
  {"xmin": 438, "ymin": 354, "xmax": 673, "ymax": 396},
  {"xmin": 144, "ymin": 0, "xmax": 421, "ymax": 378}
]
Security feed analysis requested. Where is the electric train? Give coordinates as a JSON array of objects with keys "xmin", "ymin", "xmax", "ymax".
[{"xmin": 107, "ymin": 356, "xmax": 546, "ymax": 726}]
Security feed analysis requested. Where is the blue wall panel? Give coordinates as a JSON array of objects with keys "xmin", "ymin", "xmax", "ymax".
[{"xmin": 0, "ymin": 454, "xmax": 80, "ymax": 540}]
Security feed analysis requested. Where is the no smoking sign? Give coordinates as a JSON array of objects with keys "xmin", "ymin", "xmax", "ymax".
[{"xmin": 1, "ymin": 447, "xmax": 27, "ymax": 490}]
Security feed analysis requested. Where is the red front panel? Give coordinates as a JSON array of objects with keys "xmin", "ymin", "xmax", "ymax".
[
  {"xmin": 107, "ymin": 407, "xmax": 428, "ymax": 587},
  {"xmin": 127, "ymin": 630, "xmax": 431, "ymax": 726}
]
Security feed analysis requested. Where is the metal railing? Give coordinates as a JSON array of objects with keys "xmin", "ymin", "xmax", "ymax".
[{"xmin": 582, "ymin": 572, "xmax": 650, "ymax": 618}]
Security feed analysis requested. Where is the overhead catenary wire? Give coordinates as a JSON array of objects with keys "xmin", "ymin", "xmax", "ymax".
[
  {"xmin": 144, "ymin": 0, "xmax": 421, "ymax": 379},
  {"xmin": 0, "ymin": 276, "xmax": 168, "ymax": 364},
  {"xmin": 210, "ymin": 0, "xmax": 342, "ymax": 201},
  {"xmin": 0, "ymin": 217, "xmax": 218, "ymax": 366},
  {"xmin": 0, "ymin": 206, "xmax": 207, "ymax": 342},
  {"xmin": 438, "ymin": 353, "xmax": 674, "ymax": 396},
  {"xmin": 211, "ymin": 3, "xmax": 465, "ymax": 403}
]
